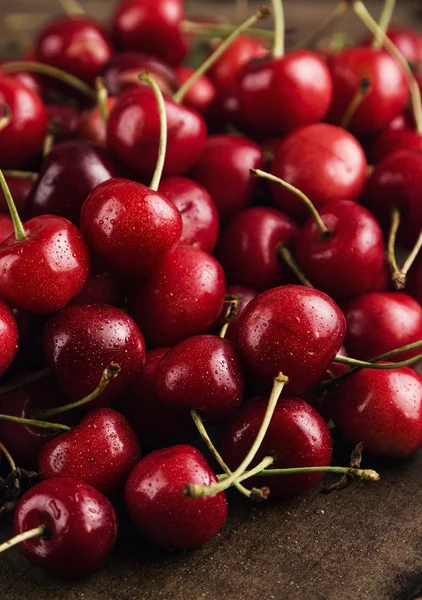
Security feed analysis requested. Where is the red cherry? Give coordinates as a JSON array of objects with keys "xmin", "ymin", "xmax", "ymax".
[
  {"xmin": 0, "ymin": 175, "xmax": 35, "ymax": 215},
  {"xmin": 0, "ymin": 297, "xmax": 18, "ymax": 377},
  {"xmin": 331, "ymin": 366, "xmax": 422, "ymax": 458},
  {"xmin": 111, "ymin": 0, "xmax": 187, "ymax": 67},
  {"xmin": 13, "ymin": 478, "xmax": 117, "ymax": 577},
  {"xmin": 80, "ymin": 178, "xmax": 182, "ymax": 276},
  {"xmin": 78, "ymin": 97, "xmax": 117, "ymax": 147},
  {"xmin": 46, "ymin": 104, "xmax": 81, "ymax": 140},
  {"xmin": 125, "ymin": 445, "xmax": 227, "ymax": 549},
  {"xmin": 235, "ymin": 284, "xmax": 346, "ymax": 394},
  {"xmin": 217, "ymin": 284, "xmax": 257, "ymax": 345},
  {"xmin": 129, "ymin": 245, "xmax": 225, "ymax": 347},
  {"xmin": 370, "ymin": 127, "xmax": 422, "ymax": 164},
  {"xmin": 174, "ymin": 65, "xmax": 215, "ymax": 114},
  {"xmin": 221, "ymin": 397, "xmax": 332, "ymax": 498},
  {"xmin": 0, "ymin": 213, "xmax": 13, "ymax": 243},
  {"xmin": 408, "ymin": 260, "xmax": 422, "ymax": 304},
  {"xmin": 70, "ymin": 268, "xmax": 125, "ymax": 307},
  {"xmin": 361, "ymin": 26, "xmax": 422, "ymax": 63},
  {"xmin": 207, "ymin": 35, "xmax": 267, "ymax": 88},
  {"xmin": 39, "ymin": 407, "xmax": 141, "ymax": 497},
  {"xmin": 216, "ymin": 206, "xmax": 297, "ymax": 291},
  {"xmin": 7, "ymin": 68, "xmax": 45, "ymax": 99},
  {"xmin": 342, "ymin": 292, "xmax": 422, "ymax": 362},
  {"xmin": 205, "ymin": 80, "xmax": 243, "ymax": 134},
  {"xmin": 43, "ymin": 303, "xmax": 146, "ymax": 405}
]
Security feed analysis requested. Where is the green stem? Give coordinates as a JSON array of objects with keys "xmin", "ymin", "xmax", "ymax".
[
  {"xmin": 0, "ymin": 526, "xmax": 47, "ymax": 554},
  {"xmin": 277, "ymin": 244, "xmax": 314, "ymax": 287},
  {"xmin": 394, "ymin": 230, "xmax": 422, "ymax": 291},
  {"xmin": 95, "ymin": 77, "xmax": 109, "ymax": 125},
  {"xmin": 0, "ymin": 368, "xmax": 49, "ymax": 395},
  {"xmin": 387, "ymin": 207, "xmax": 402, "ymax": 286},
  {"xmin": 372, "ymin": 0, "xmax": 396, "ymax": 49},
  {"xmin": 292, "ymin": 0, "xmax": 349, "ymax": 50},
  {"xmin": 181, "ymin": 20, "xmax": 274, "ymax": 41},
  {"xmin": 218, "ymin": 295, "xmax": 241, "ymax": 338},
  {"xmin": 341, "ymin": 77, "xmax": 372, "ymax": 129},
  {"xmin": 271, "ymin": 0, "xmax": 284, "ymax": 58},
  {"xmin": 242, "ymin": 466, "xmax": 379, "ymax": 481},
  {"xmin": 0, "ymin": 104, "xmax": 11, "ymax": 132},
  {"xmin": 0, "ymin": 170, "xmax": 27, "ymax": 241},
  {"xmin": 0, "ymin": 414, "xmax": 70, "ymax": 432},
  {"xmin": 333, "ymin": 353, "xmax": 422, "ymax": 370},
  {"xmin": 2, "ymin": 170, "xmax": 38, "ymax": 181}
]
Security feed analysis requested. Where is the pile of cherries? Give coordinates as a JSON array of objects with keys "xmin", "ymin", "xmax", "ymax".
[{"xmin": 0, "ymin": 0, "xmax": 421, "ymax": 579}]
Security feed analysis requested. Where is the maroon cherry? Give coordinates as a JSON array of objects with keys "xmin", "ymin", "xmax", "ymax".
[
  {"xmin": 207, "ymin": 35, "xmax": 267, "ymax": 88},
  {"xmin": 174, "ymin": 66, "xmax": 215, "ymax": 114},
  {"xmin": 342, "ymin": 291, "xmax": 422, "ymax": 362},
  {"xmin": 0, "ymin": 213, "xmax": 13, "ymax": 243},
  {"xmin": 0, "ymin": 174, "xmax": 35, "ymax": 215},
  {"xmin": 70, "ymin": 268, "xmax": 125, "ymax": 307},
  {"xmin": 45, "ymin": 104, "xmax": 81, "ymax": 140},
  {"xmin": 9, "ymin": 478, "xmax": 117, "ymax": 577},
  {"xmin": 0, "ymin": 297, "xmax": 18, "ymax": 377},
  {"xmin": 331, "ymin": 366, "xmax": 422, "ymax": 458},
  {"xmin": 78, "ymin": 97, "xmax": 116, "ymax": 147},
  {"xmin": 217, "ymin": 284, "xmax": 257, "ymax": 345},
  {"xmin": 205, "ymin": 80, "xmax": 244, "ymax": 134},
  {"xmin": 125, "ymin": 445, "xmax": 227, "ymax": 549},
  {"xmin": 129, "ymin": 245, "xmax": 225, "ymax": 347}
]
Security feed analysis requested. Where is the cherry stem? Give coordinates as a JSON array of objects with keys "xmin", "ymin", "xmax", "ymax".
[
  {"xmin": 2, "ymin": 62, "xmax": 96, "ymax": 102},
  {"xmin": 235, "ymin": 465, "xmax": 380, "ymax": 482},
  {"xmin": 0, "ymin": 368, "xmax": 50, "ymax": 395},
  {"xmin": 218, "ymin": 295, "xmax": 241, "ymax": 338},
  {"xmin": 173, "ymin": 6, "xmax": 271, "ymax": 105},
  {"xmin": 0, "ymin": 170, "xmax": 27, "ymax": 242},
  {"xmin": 34, "ymin": 364, "xmax": 120, "ymax": 420},
  {"xmin": 43, "ymin": 118, "xmax": 61, "ymax": 157},
  {"xmin": 271, "ymin": 0, "xmax": 285, "ymax": 58},
  {"xmin": 399, "ymin": 230, "xmax": 422, "ymax": 287},
  {"xmin": 277, "ymin": 244, "xmax": 314, "ymax": 287},
  {"xmin": 372, "ymin": 0, "xmax": 396, "ymax": 49},
  {"xmin": 333, "ymin": 352, "xmax": 422, "ymax": 370},
  {"xmin": 0, "ymin": 104, "xmax": 11, "ymax": 132},
  {"xmin": 139, "ymin": 73, "xmax": 167, "ymax": 192},
  {"xmin": 292, "ymin": 0, "xmax": 349, "ymax": 50},
  {"xmin": 181, "ymin": 20, "xmax": 274, "ymax": 41},
  {"xmin": 95, "ymin": 77, "xmax": 109, "ymax": 125},
  {"xmin": 250, "ymin": 168, "xmax": 331, "ymax": 239},
  {"xmin": 0, "ymin": 413, "xmax": 70, "ymax": 432},
  {"xmin": 387, "ymin": 209, "xmax": 422, "ymax": 290},
  {"xmin": 59, "ymin": 0, "xmax": 86, "ymax": 15},
  {"xmin": 341, "ymin": 76, "xmax": 372, "ymax": 129},
  {"xmin": 2, "ymin": 170, "xmax": 38, "ymax": 181},
  {"xmin": 0, "ymin": 441, "xmax": 19, "ymax": 492},
  {"xmin": 0, "ymin": 526, "xmax": 47, "ymax": 554},
  {"xmin": 184, "ymin": 372, "xmax": 289, "ymax": 499}
]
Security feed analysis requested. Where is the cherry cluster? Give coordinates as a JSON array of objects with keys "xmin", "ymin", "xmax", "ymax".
[{"xmin": 0, "ymin": 0, "xmax": 420, "ymax": 580}]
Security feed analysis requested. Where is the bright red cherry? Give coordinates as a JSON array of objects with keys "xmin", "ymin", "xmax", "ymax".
[
  {"xmin": 125, "ymin": 445, "xmax": 227, "ymax": 549},
  {"xmin": 13, "ymin": 478, "xmax": 117, "ymax": 577},
  {"xmin": 129, "ymin": 245, "xmax": 225, "ymax": 347},
  {"xmin": 70, "ymin": 268, "xmax": 125, "ymax": 307},
  {"xmin": 174, "ymin": 66, "xmax": 215, "ymax": 114},
  {"xmin": 208, "ymin": 35, "xmax": 267, "ymax": 88},
  {"xmin": 0, "ymin": 297, "xmax": 18, "ymax": 376},
  {"xmin": 217, "ymin": 284, "xmax": 257, "ymax": 345},
  {"xmin": 78, "ymin": 97, "xmax": 117, "ymax": 147}
]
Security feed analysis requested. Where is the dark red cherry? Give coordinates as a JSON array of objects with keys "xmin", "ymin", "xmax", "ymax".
[
  {"xmin": 154, "ymin": 334, "xmax": 244, "ymax": 421},
  {"xmin": 129, "ymin": 245, "xmax": 225, "ymax": 347},
  {"xmin": 13, "ymin": 478, "xmax": 117, "ymax": 577},
  {"xmin": 217, "ymin": 284, "xmax": 257, "ymax": 345},
  {"xmin": 43, "ymin": 303, "xmax": 146, "ymax": 405},
  {"xmin": 158, "ymin": 176, "xmax": 219, "ymax": 253},
  {"xmin": 331, "ymin": 366, "xmax": 422, "ymax": 458},
  {"xmin": 328, "ymin": 47, "xmax": 408, "ymax": 134},
  {"xmin": 361, "ymin": 26, "xmax": 422, "ymax": 63},
  {"xmin": 46, "ymin": 104, "xmax": 81, "ymax": 140},
  {"xmin": 342, "ymin": 292, "xmax": 422, "ymax": 361},
  {"xmin": 111, "ymin": 0, "xmax": 187, "ymax": 67},
  {"xmin": 125, "ymin": 445, "xmax": 227, "ymax": 549},
  {"xmin": 39, "ymin": 407, "xmax": 141, "ymax": 497},
  {"xmin": 236, "ymin": 284, "xmax": 346, "ymax": 394},
  {"xmin": 78, "ymin": 97, "xmax": 117, "ymax": 147},
  {"xmin": 408, "ymin": 260, "xmax": 422, "ymax": 304},
  {"xmin": 216, "ymin": 206, "xmax": 297, "ymax": 291},
  {"xmin": 7, "ymin": 68, "xmax": 44, "ymax": 99},
  {"xmin": 70, "ymin": 268, "xmax": 125, "ymax": 307},
  {"xmin": 80, "ymin": 178, "xmax": 182, "ymax": 277},
  {"xmin": 0, "ymin": 214, "xmax": 13, "ymax": 243},
  {"xmin": 221, "ymin": 397, "xmax": 333, "ymax": 498},
  {"xmin": 0, "ymin": 298, "xmax": 18, "ymax": 377},
  {"xmin": 174, "ymin": 66, "xmax": 215, "ymax": 114},
  {"xmin": 205, "ymin": 80, "xmax": 243, "ymax": 134},
  {"xmin": 190, "ymin": 134, "xmax": 265, "ymax": 223},
  {"xmin": 270, "ymin": 123, "xmax": 367, "ymax": 221},
  {"xmin": 208, "ymin": 35, "xmax": 267, "ymax": 88},
  {"xmin": 0, "ymin": 175, "xmax": 35, "ymax": 215},
  {"xmin": 35, "ymin": 17, "xmax": 113, "ymax": 84},
  {"xmin": 370, "ymin": 127, "xmax": 422, "ymax": 164}
]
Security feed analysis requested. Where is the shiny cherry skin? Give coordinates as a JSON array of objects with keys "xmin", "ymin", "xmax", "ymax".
[
  {"xmin": 14, "ymin": 478, "xmax": 117, "ymax": 577},
  {"xmin": 0, "ymin": 214, "xmax": 13, "ymax": 243},
  {"xmin": 0, "ymin": 77, "xmax": 47, "ymax": 169},
  {"xmin": 0, "ymin": 175, "xmax": 34, "ymax": 215},
  {"xmin": 46, "ymin": 104, "xmax": 81, "ymax": 140},
  {"xmin": 190, "ymin": 134, "xmax": 265, "ymax": 223},
  {"xmin": 154, "ymin": 334, "xmax": 244, "ymax": 421},
  {"xmin": 26, "ymin": 140, "xmax": 120, "ymax": 225},
  {"xmin": 0, "ymin": 298, "xmax": 18, "ymax": 376},
  {"xmin": 125, "ymin": 445, "xmax": 227, "ymax": 549},
  {"xmin": 235, "ymin": 285, "xmax": 346, "ymax": 394},
  {"xmin": 295, "ymin": 200, "xmax": 387, "ymax": 299},
  {"xmin": 408, "ymin": 260, "xmax": 422, "ymax": 304},
  {"xmin": 107, "ymin": 86, "xmax": 207, "ymax": 179},
  {"xmin": 237, "ymin": 50, "xmax": 333, "ymax": 138},
  {"xmin": 111, "ymin": 0, "xmax": 187, "ymax": 67},
  {"xmin": 361, "ymin": 26, "xmax": 422, "ymax": 62},
  {"xmin": 208, "ymin": 35, "xmax": 267, "ymax": 88},
  {"xmin": 158, "ymin": 176, "xmax": 219, "ymax": 253},
  {"xmin": 331, "ymin": 367, "xmax": 422, "ymax": 458},
  {"xmin": 35, "ymin": 17, "xmax": 113, "ymax": 84},
  {"xmin": 70, "ymin": 268, "xmax": 125, "ymax": 307},
  {"xmin": 43, "ymin": 303, "xmax": 146, "ymax": 405},
  {"xmin": 270, "ymin": 123, "xmax": 367, "ymax": 222},
  {"xmin": 39, "ymin": 407, "xmax": 141, "ymax": 497},
  {"xmin": 129, "ymin": 245, "xmax": 225, "ymax": 347},
  {"xmin": 217, "ymin": 284, "xmax": 257, "ymax": 345},
  {"xmin": 216, "ymin": 206, "xmax": 297, "ymax": 291},
  {"xmin": 221, "ymin": 397, "xmax": 333, "ymax": 498},
  {"xmin": 80, "ymin": 178, "xmax": 182, "ymax": 277},
  {"xmin": 328, "ymin": 47, "xmax": 408, "ymax": 134},
  {"xmin": 78, "ymin": 97, "xmax": 117, "ymax": 147},
  {"xmin": 174, "ymin": 66, "xmax": 216, "ymax": 114},
  {"xmin": 0, "ymin": 215, "xmax": 89, "ymax": 313},
  {"xmin": 342, "ymin": 292, "xmax": 422, "ymax": 362}
]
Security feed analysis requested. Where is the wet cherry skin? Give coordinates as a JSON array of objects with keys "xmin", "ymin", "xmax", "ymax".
[{"xmin": 0, "ymin": 297, "xmax": 18, "ymax": 377}]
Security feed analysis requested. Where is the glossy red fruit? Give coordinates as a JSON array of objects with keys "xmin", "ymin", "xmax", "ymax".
[
  {"xmin": 125, "ymin": 445, "xmax": 227, "ymax": 549},
  {"xmin": 236, "ymin": 284, "xmax": 346, "ymax": 394},
  {"xmin": 78, "ymin": 97, "xmax": 117, "ymax": 147},
  {"xmin": 408, "ymin": 261, "xmax": 422, "ymax": 305},
  {"xmin": 129, "ymin": 245, "xmax": 225, "ymax": 347},
  {"xmin": 71, "ymin": 268, "xmax": 125, "ymax": 307},
  {"xmin": 39, "ymin": 408, "xmax": 141, "ymax": 497},
  {"xmin": 158, "ymin": 176, "xmax": 219, "ymax": 253},
  {"xmin": 208, "ymin": 35, "xmax": 267, "ymax": 88},
  {"xmin": 361, "ymin": 26, "xmax": 422, "ymax": 63},
  {"xmin": 0, "ymin": 214, "xmax": 13, "ymax": 243},
  {"xmin": 0, "ymin": 298, "xmax": 18, "ymax": 376},
  {"xmin": 342, "ymin": 292, "xmax": 422, "ymax": 361},
  {"xmin": 174, "ymin": 66, "xmax": 215, "ymax": 114},
  {"xmin": 270, "ymin": 123, "xmax": 367, "ymax": 221},
  {"xmin": 331, "ymin": 367, "xmax": 422, "ymax": 458},
  {"xmin": 80, "ymin": 178, "xmax": 182, "ymax": 277},
  {"xmin": 14, "ymin": 478, "xmax": 117, "ymax": 577},
  {"xmin": 221, "ymin": 397, "xmax": 333, "ymax": 498},
  {"xmin": 43, "ymin": 303, "xmax": 146, "ymax": 405},
  {"xmin": 370, "ymin": 127, "xmax": 422, "ymax": 164},
  {"xmin": 111, "ymin": 0, "xmax": 187, "ymax": 66},
  {"xmin": 0, "ymin": 77, "xmax": 47, "ymax": 168},
  {"xmin": 0, "ymin": 175, "xmax": 34, "ymax": 215},
  {"xmin": 107, "ymin": 87, "xmax": 207, "ymax": 179},
  {"xmin": 217, "ymin": 284, "xmax": 257, "ymax": 345}
]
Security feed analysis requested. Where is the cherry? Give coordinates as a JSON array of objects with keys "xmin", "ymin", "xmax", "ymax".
[
  {"xmin": 217, "ymin": 285, "xmax": 257, "ymax": 345},
  {"xmin": 39, "ymin": 407, "xmax": 141, "ymax": 497},
  {"xmin": 70, "ymin": 268, "xmax": 125, "ymax": 307},
  {"xmin": 125, "ymin": 445, "xmax": 227, "ymax": 549},
  {"xmin": 43, "ymin": 303, "xmax": 146, "ymax": 405},
  {"xmin": 0, "ymin": 174, "xmax": 35, "ymax": 215},
  {"xmin": 158, "ymin": 176, "xmax": 219, "ymax": 253},
  {"xmin": 45, "ymin": 104, "xmax": 81, "ymax": 140},
  {"xmin": 129, "ymin": 245, "xmax": 225, "ymax": 347},
  {"xmin": 174, "ymin": 66, "xmax": 215, "ymax": 114},
  {"xmin": 220, "ymin": 397, "xmax": 332, "ymax": 498},
  {"xmin": 79, "ymin": 97, "xmax": 116, "ymax": 147},
  {"xmin": 408, "ymin": 260, "xmax": 422, "ymax": 305},
  {"xmin": 0, "ymin": 298, "xmax": 18, "ymax": 377},
  {"xmin": 207, "ymin": 35, "xmax": 267, "ymax": 88},
  {"xmin": 215, "ymin": 206, "xmax": 297, "ymax": 291},
  {"xmin": 342, "ymin": 292, "xmax": 422, "ymax": 362},
  {"xmin": 235, "ymin": 284, "xmax": 346, "ymax": 394},
  {"xmin": 361, "ymin": 26, "xmax": 422, "ymax": 63},
  {"xmin": 331, "ymin": 366, "xmax": 422, "ymax": 458},
  {"xmin": 370, "ymin": 126, "xmax": 422, "ymax": 164},
  {"xmin": 269, "ymin": 123, "xmax": 367, "ymax": 221},
  {"xmin": 7, "ymin": 68, "xmax": 45, "ymax": 100},
  {"xmin": 9, "ymin": 478, "xmax": 117, "ymax": 577},
  {"xmin": 154, "ymin": 334, "xmax": 244, "ymax": 421},
  {"xmin": 0, "ymin": 214, "xmax": 13, "ymax": 243}
]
